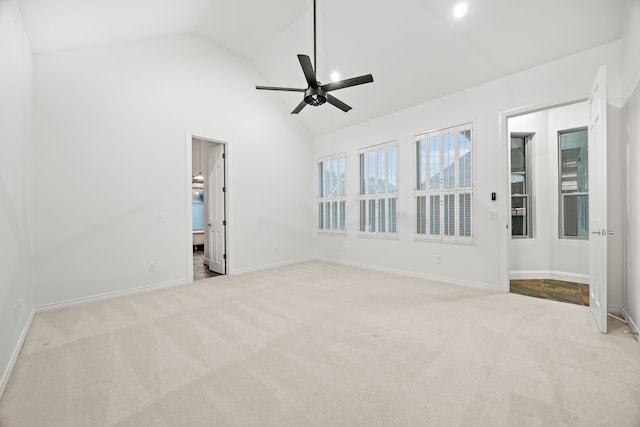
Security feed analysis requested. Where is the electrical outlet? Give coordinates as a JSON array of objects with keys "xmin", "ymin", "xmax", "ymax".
[
  {"xmin": 435, "ymin": 255, "xmax": 441, "ymax": 264},
  {"xmin": 148, "ymin": 262, "xmax": 156, "ymax": 272}
]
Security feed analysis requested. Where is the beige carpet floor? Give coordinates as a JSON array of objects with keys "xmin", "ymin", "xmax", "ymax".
[{"xmin": 1, "ymin": 261, "xmax": 639, "ymax": 426}]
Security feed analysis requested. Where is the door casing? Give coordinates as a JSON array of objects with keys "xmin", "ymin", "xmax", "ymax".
[
  {"xmin": 499, "ymin": 69, "xmax": 609, "ymax": 333},
  {"xmin": 498, "ymin": 96, "xmax": 589, "ymax": 294},
  {"xmin": 185, "ymin": 131, "xmax": 231, "ymax": 281}
]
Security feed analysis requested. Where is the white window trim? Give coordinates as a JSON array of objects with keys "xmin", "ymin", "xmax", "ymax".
[
  {"xmin": 414, "ymin": 123, "xmax": 475, "ymax": 244},
  {"xmin": 557, "ymin": 127, "xmax": 589, "ymax": 240},
  {"xmin": 317, "ymin": 153, "xmax": 347, "ymax": 234},
  {"xmin": 357, "ymin": 141, "xmax": 399, "ymax": 239},
  {"xmin": 510, "ymin": 133, "xmax": 534, "ymax": 239}
]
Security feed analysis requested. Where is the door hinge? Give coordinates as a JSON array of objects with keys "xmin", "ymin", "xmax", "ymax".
[
  {"xmin": 223, "ymin": 220, "xmax": 226, "ymax": 226},
  {"xmin": 222, "ymin": 153, "xmax": 225, "ymax": 159},
  {"xmin": 223, "ymin": 254, "xmax": 227, "ymax": 260},
  {"xmin": 222, "ymin": 186, "xmax": 226, "ymax": 192}
]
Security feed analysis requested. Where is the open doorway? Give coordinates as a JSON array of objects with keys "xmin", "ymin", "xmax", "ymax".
[
  {"xmin": 191, "ymin": 136, "xmax": 227, "ymax": 281},
  {"xmin": 499, "ymin": 67, "xmax": 610, "ymax": 333},
  {"xmin": 507, "ymin": 102, "xmax": 590, "ymax": 306}
]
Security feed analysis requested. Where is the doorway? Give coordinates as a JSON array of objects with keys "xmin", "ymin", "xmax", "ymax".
[
  {"xmin": 190, "ymin": 136, "xmax": 227, "ymax": 281},
  {"xmin": 507, "ymin": 102, "xmax": 590, "ymax": 305},
  {"xmin": 499, "ymin": 67, "xmax": 610, "ymax": 333}
]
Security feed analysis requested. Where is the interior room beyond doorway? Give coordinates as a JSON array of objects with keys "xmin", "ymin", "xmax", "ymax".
[
  {"xmin": 191, "ymin": 137, "xmax": 226, "ymax": 281},
  {"xmin": 508, "ymin": 101, "xmax": 589, "ymax": 306}
]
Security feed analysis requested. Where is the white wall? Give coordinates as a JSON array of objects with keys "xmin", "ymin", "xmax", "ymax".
[
  {"xmin": 0, "ymin": 0, "xmax": 36, "ymax": 397},
  {"xmin": 508, "ymin": 111, "xmax": 552, "ymax": 275},
  {"xmin": 33, "ymin": 34, "xmax": 314, "ymax": 306},
  {"xmin": 313, "ymin": 41, "xmax": 622, "ymax": 299},
  {"xmin": 622, "ymin": 0, "xmax": 640, "ymax": 99},
  {"xmin": 546, "ymin": 103, "xmax": 591, "ymax": 279},
  {"xmin": 622, "ymin": 0, "xmax": 640, "ymax": 336},
  {"xmin": 623, "ymin": 83, "xmax": 640, "ymax": 335}
]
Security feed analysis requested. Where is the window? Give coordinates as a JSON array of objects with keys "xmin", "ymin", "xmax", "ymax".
[
  {"xmin": 559, "ymin": 128, "xmax": 588, "ymax": 238},
  {"xmin": 317, "ymin": 154, "xmax": 347, "ymax": 232},
  {"xmin": 511, "ymin": 134, "xmax": 532, "ymax": 238},
  {"xmin": 358, "ymin": 142, "xmax": 398, "ymax": 237},
  {"xmin": 192, "ymin": 190, "xmax": 205, "ymax": 230},
  {"xmin": 415, "ymin": 123, "xmax": 473, "ymax": 242}
]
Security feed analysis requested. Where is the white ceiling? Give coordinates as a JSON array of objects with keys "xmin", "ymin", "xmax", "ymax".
[{"xmin": 17, "ymin": 0, "xmax": 624, "ymax": 136}]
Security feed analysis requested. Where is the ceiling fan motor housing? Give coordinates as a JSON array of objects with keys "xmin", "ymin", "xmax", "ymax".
[{"xmin": 304, "ymin": 86, "xmax": 327, "ymax": 106}]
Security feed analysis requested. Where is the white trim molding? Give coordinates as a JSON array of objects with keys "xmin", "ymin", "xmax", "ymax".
[
  {"xmin": 185, "ymin": 130, "xmax": 233, "ymax": 276},
  {"xmin": 315, "ymin": 257, "xmax": 500, "ymax": 291},
  {"xmin": 607, "ymin": 305, "xmax": 623, "ymax": 316},
  {"xmin": 498, "ymin": 95, "xmax": 589, "ymax": 294},
  {"xmin": 35, "ymin": 279, "xmax": 188, "ymax": 313},
  {"xmin": 0, "ymin": 309, "xmax": 36, "ymax": 400},
  {"xmin": 623, "ymin": 309, "xmax": 640, "ymax": 344},
  {"xmin": 233, "ymin": 257, "xmax": 316, "ymax": 275}
]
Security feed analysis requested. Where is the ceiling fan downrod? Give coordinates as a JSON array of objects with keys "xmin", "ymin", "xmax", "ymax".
[{"xmin": 255, "ymin": 0, "xmax": 374, "ymax": 114}]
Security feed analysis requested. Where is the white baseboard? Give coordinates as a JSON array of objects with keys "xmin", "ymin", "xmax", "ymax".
[
  {"xmin": 35, "ymin": 279, "xmax": 189, "ymax": 313},
  {"xmin": 623, "ymin": 309, "xmax": 640, "ymax": 344},
  {"xmin": 608, "ymin": 305, "xmax": 623, "ymax": 316},
  {"xmin": 233, "ymin": 257, "xmax": 316, "ymax": 275},
  {"xmin": 509, "ymin": 270, "xmax": 589, "ymax": 284},
  {"xmin": 0, "ymin": 308, "xmax": 35, "ymax": 401},
  {"xmin": 314, "ymin": 257, "xmax": 500, "ymax": 291},
  {"xmin": 2, "ymin": 278, "xmax": 190, "ymax": 400}
]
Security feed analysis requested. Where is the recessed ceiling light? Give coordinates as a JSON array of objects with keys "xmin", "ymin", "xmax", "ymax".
[
  {"xmin": 330, "ymin": 71, "xmax": 340, "ymax": 82},
  {"xmin": 453, "ymin": 2, "xmax": 468, "ymax": 18}
]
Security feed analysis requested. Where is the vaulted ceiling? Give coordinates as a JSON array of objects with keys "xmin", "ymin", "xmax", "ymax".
[{"xmin": 17, "ymin": 0, "xmax": 625, "ymax": 135}]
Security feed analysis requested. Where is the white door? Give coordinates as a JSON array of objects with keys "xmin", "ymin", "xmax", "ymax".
[
  {"xmin": 588, "ymin": 66, "xmax": 608, "ymax": 333},
  {"xmin": 208, "ymin": 144, "xmax": 226, "ymax": 274}
]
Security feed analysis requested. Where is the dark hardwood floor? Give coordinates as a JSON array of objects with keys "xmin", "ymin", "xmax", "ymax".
[{"xmin": 510, "ymin": 279, "xmax": 589, "ymax": 306}]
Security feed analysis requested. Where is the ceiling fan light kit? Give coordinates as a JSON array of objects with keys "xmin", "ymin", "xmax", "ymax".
[{"xmin": 256, "ymin": 0, "xmax": 374, "ymax": 114}]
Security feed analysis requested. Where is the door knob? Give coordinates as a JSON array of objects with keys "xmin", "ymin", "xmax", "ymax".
[{"xmin": 591, "ymin": 229, "xmax": 614, "ymax": 236}]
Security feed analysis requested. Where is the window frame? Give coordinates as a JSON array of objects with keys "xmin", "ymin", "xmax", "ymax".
[
  {"xmin": 510, "ymin": 133, "xmax": 533, "ymax": 239},
  {"xmin": 414, "ymin": 123, "xmax": 474, "ymax": 244},
  {"xmin": 317, "ymin": 153, "xmax": 348, "ymax": 234},
  {"xmin": 357, "ymin": 141, "xmax": 399, "ymax": 239},
  {"xmin": 558, "ymin": 127, "xmax": 589, "ymax": 240}
]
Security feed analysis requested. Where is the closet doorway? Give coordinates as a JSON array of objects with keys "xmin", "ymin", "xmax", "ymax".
[{"xmin": 190, "ymin": 136, "xmax": 227, "ymax": 281}]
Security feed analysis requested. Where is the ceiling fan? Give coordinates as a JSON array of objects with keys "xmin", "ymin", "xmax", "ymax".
[{"xmin": 256, "ymin": 0, "xmax": 374, "ymax": 114}]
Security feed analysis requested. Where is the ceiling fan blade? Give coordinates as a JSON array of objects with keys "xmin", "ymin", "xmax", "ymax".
[
  {"xmin": 321, "ymin": 74, "xmax": 374, "ymax": 92},
  {"xmin": 291, "ymin": 100, "xmax": 307, "ymax": 114},
  {"xmin": 297, "ymin": 54, "xmax": 318, "ymax": 88},
  {"xmin": 327, "ymin": 94, "xmax": 352, "ymax": 112},
  {"xmin": 256, "ymin": 86, "xmax": 306, "ymax": 92}
]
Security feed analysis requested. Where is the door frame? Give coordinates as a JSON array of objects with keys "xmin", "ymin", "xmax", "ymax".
[
  {"xmin": 185, "ymin": 131, "xmax": 231, "ymax": 281},
  {"xmin": 498, "ymin": 95, "xmax": 588, "ymax": 293}
]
